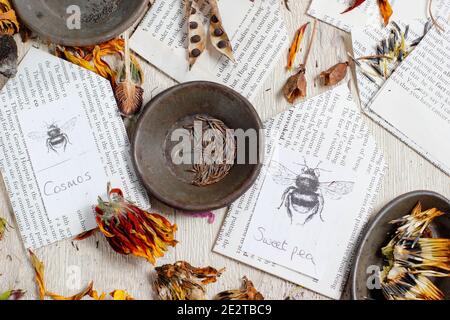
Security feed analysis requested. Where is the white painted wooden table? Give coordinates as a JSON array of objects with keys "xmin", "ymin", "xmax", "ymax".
[{"xmin": 1, "ymin": 1, "xmax": 449, "ymax": 300}]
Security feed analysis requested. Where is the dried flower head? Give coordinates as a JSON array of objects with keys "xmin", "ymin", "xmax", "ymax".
[
  {"xmin": 96, "ymin": 184, "xmax": 178, "ymax": 264},
  {"xmin": 319, "ymin": 62, "xmax": 349, "ymax": 86},
  {"xmin": 0, "ymin": 0, "xmax": 19, "ymax": 35},
  {"xmin": 215, "ymin": 277, "xmax": 264, "ymax": 300},
  {"xmin": 154, "ymin": 261, "xmax": 224, "ymax": 300}
]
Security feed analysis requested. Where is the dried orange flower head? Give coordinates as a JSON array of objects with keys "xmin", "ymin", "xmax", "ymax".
[
  {"xmin": 215, "ymin": 276, "xmax": 264, "ymax": 300},
  {"xmin": 96, "ymin": 184, "xmax": 178, "ymax": 264},
  {"xmin": 154, "ymin": 261, "xmax": 224, "ymax": 300}
]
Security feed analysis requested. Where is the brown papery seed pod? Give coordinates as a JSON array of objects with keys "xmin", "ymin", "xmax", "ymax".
[
  {"xmin": 209, "ymin": 0, "xmax": 235, "ymax": 62},
  {"xmin": 187, "ymin": 0, "xmax": 206, "ymax": 70},
  {"xmin": 283, "ymin": 65, "xmax": 307, "ymax": 104},
  {"xmin": 319, "ymin": 62, "xmax": 349, "ymax": 86}
]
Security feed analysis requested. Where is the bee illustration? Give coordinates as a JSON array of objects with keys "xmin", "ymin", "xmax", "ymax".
[
  {"xmin": 28, "ymin": 117, "xmax": 77, "ymax": 153},
  {"xmin": 268, "ymin": 160, "xmax": 354, "ymax": 225}
]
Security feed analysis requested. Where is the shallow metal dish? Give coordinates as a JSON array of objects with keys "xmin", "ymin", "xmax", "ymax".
[
  {"xmin": 351, "ymin": 190, "xmax": 450, "ymax": 300},
  {"xmin": 132, "ymin": 81, "xmax": 264, "ymax": 212},
  {"xmin": 12, "ymin": 0, "xmax": 149, "ymax": 46}
]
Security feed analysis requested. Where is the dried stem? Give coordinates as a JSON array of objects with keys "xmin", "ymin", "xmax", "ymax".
[
  {"xmin": 428, "ymin": 0, "xmax": 445, "ymax": 33},
  {"xmin": 302, "ymin": 19, "xmax": 318, "ymax": 67}
]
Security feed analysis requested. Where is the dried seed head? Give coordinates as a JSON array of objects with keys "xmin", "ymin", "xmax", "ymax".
[
  {"xmin": 186, "ymin": 0, "xmax": 206, "ymax": 70},
  {"xmin": 209, "ymin": 0, "xmax": 235, "ymax": 62}
]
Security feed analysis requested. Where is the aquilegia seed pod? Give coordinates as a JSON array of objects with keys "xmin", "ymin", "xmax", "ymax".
[{"xmin": 95, "ymin": 185, "xmax": 178, "ymax": 264}]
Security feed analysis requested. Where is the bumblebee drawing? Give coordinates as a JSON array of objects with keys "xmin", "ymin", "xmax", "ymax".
[
  {"xmin": 28, "ymin": 117, "xmax": 77, "ymax": 153},
  {"xmin": 268, "ymin": 160, "xmax": 354, "ymax": 225}
]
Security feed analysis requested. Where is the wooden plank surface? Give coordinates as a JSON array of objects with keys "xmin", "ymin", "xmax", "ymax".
[{"xmin": 0, "ymin": 0, "xmax": 449, "ymax": 300}]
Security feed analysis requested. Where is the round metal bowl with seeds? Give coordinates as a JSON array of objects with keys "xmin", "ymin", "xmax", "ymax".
[{"xmin": 132, "ymin": 81, "xmax": 264, "ymax": 212}]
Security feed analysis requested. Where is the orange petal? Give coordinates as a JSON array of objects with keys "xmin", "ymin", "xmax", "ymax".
[
  {"xmin": 29, "ymin": 250, "xmax": 46, "ymax": 300},
  {"xmin": 287, "ymin": 23, "xmax": 309, "ymax": 70},
  {"xmin": 378, "ymin": 0, "xmax": 393, "ymax": 26}
]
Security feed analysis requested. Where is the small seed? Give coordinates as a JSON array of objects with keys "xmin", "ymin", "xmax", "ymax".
[
  {"xmin": 214, "ymin": 28, "xmax": 224, "ymax": 37},
  {"xmin": 191, "ymin": 35, "xmax": 201, "ymax": 43},
  {"xmin": 211, "ymin": 15, "xmax": 219, "ymax": 23},
  {"xmin": 217, "ymin": 40, "xmax": 227, "ymax": 49},
  {"xmin": 191, "ymin": 7, "xmax": 196, "ymax": 14},
  {"xmin": 189, "ymin": 21, "xmax": 198, "ymax": 29},
  {"xmin": 191, "ymin": 49, "xmax": 202, "ymax": 57}
]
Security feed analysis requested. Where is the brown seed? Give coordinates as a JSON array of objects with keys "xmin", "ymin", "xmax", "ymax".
[
  {"xmin": 211, "ymin": 15, "xmax": 219, "ymax": 23},
  {"xmin": 189, "ymin": 21, "xmax": 198, "ymax": 29},
  {"xmin": 191, "ymin": 7, "xmax": 196, "ymax": 14},
  {"xmin": 191, "ymin": 35, "xmax": 201, "ymax": 43},
  {"xmin": 217, "ymin": 40, "xmax": 227, "ymax": 49},
  {"xmin": 214, "ymin": 28, "xmax": 224, "ymax": 37},
  {"xmin": 191, "ymin": 49, "xmax": 202, "ymax": 57}
]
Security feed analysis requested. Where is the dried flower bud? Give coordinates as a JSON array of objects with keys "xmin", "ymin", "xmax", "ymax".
[
  {"xmin": 319, "ymin": 62, "xmax": 348, "ymax": 86},
  {"xmin": 154, "ymin": 261, "xmax": 224, "ymax": 300},
  {"xmin": 95, "ymin": 184, "xmax": 178, "ymax": 264},
  {"xmin": 215, "ymin": 277, "xmax": 264, "ymax": 300},
  {"xmin": 283, "ymin": 65, "xmax": 307, "ymax": 104},
  {"xmin": 209, "ymin": 0, "xmax": 235, "ymax": 62}
]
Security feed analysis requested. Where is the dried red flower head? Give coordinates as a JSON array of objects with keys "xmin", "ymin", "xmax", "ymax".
[{"xmin": 95, "ymin": 185, "xmax": 178, "ymax": 264}]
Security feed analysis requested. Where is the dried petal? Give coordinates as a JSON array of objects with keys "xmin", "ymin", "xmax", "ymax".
[
  {"xmin": 29, "ymin": 250, "xmax": 46, "ymax": 300},
  {"xmin": 209, "ymin": 0, "xmax": 235, "ymax": 62},
  {"xmin": 283, "ymin": 65, "xmax": 307, "ymax": 104},
  {"xmin": 287, "ymin": 23, "xmax": 309, "ymax": 70},
  {"xmin": 378, "ymin": 0, "xmax": 393, "ymax": 26},
  {"xmin": 74, "ymin": 229, "xmax": 98, "ymax": 241},
  {"xmin": 46, "ymin": 282, "xmax": 94, "ymax": 300},
  {"xmin": 187, "ymin": 0, "xmax": 206, "ymax": 69},
  {"xmin": 110, "ymin": 290, "xmax": 134, "ymax": 300},
  {"xmin": 0, "ymin": 34, "xmax": 17, "ymax": 78},
  {"xmin": 154, "ymin": 261, "xmax": 224, "ymax": 300},
  {"xmin": 0, "ymin": 0, "xmax": 19, "ymax": 35},
  {"xmin": 319, "ymin": 62, "xmax": 349, "ymax": 86},
  {"xmin": 215, "ymin": 277, "xmax": 264, "ymax": 300},
  {"xmin": 96, "ymin": 184, "xmax": 178, "ymax": 264},
  {"xmin": 0, "ymin": 289, "xmax": 26, "ymax": 300},
  {"xmin": 341, "ymin": 0, "xmax": 367, "ymax": 14}
]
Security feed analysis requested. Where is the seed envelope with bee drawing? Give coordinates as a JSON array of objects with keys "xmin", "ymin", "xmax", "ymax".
[{"xmin": 242, "ymin": 145, "xmax": 369, "ymax": 280}]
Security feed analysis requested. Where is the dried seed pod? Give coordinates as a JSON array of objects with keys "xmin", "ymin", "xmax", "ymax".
[
  {"xmin": 0, "ymin": 34, "xmax": 18, "ymax": 78},
  {"xmin": 283, "ymin": 65, "xmax": 307, "ymax": 104},
  {"xmin": 187, "ymin": 0, "xmax": 206, "ymax": 69},
  {"xmin": 215, "ymin": 277, "xmax": 264, "ymax": 300},
  {"xmin": 319, "ymin": 62, "xmax": 348, "ymax": 86},
  {"xmin": 209, "ymin": 0, "xmax": 235, "ymax": 62}
]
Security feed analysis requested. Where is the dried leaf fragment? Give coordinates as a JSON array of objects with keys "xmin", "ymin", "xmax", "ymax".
[
  {"xmin": 154, "ymin": 261, "xmax": 224, "ymax": 300},
  {"xmin": 0, "ymin": 217, "xmax": 9, "ymax": 240},
  {"xmin": 378, "ymin": 0, "xmax": 393, "ymax": 26},
  {"xmin": 96, "ymin": 184, "xmax": 178, "ymax": 264},
  {"xmin": 341, "ymin": 0, "xmax": 367, "ymax": 14},
  {"xmin": 283, "ymin": 65, "xmax": 307, "ymax": 104},
  {"xmin": 0, "ymin": 34, "xmax": 18, "ymax": 78},
  {"xmin": 287, "ymin": 22, "xmax": 309, "ymax": 70},
  {"xmin": 215, "ymin": 277, "xmax": 264, "ymax": 300},
  {"xmin": 319, "ymin": 62, "xmax": 349, "ymax": 86},
  {"xmin": 209, "ymin": 0, "xmax": 235, "ymax": 62},
  {"xmin": 0, "ymin": 289, "xmax": 26, "ymax": 300},
  {"xmin": 29, "ymin": 250, "xmax": 46, "ymax": 300},
  {"xmin": 187, "ymin": 0, "xmax": 206, "ymax": 69}
]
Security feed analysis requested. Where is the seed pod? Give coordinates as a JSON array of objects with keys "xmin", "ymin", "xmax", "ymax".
[
  {"xmin": 186, "ymin": 0, "xmax": 206, "ymax": 69},
  {"xmin": 319, "ymin": 62, "xmax": 348, "ymax": 86},
  {"xmin": 209, "ymin": 0, "xmax": 235, "ymax": 62},
  {"xmin": 283, "ymin": 65, "xmax": 307, "ymax": 104}
]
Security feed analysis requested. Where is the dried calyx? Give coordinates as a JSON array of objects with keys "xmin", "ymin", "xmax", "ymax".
[
  {"xmin": 154, "ymin": 261, "xmax": 224, "ymax": 300},
  {"xmin": 215, "ymin": 277, "xmax": 264, "ymax": 300}
]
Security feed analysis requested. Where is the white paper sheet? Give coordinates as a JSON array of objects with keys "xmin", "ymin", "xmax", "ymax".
[
  {"xmin": 214, "ymin": 84, "xmax": 386, "ymax": 299},
  {"xmin": 130, "ymin": 0, "xmax": 288, "ymax": 101},
  {"xmin": 0, "ymin": 48, "xmax": 150, "ymax": 249},
  {"xmin": 368, "ymin": 19, "xmax": 450, "ymax": 175},
  {"xmin": 308, "ymin": 0, "xmax": 450, "ymax": 32}
]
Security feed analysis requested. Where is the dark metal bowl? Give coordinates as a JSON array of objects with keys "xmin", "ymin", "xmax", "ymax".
[
  {"xmin": 132, "ymin": 81, "xmax": 264, "ymax": 212},
  {"xmin": 351, "ymin": 190, "xmax": 450, "ymax": 300},
  {"xmin": 12, "ymin": 0, "xmax": 149, "ymax": 46}
]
